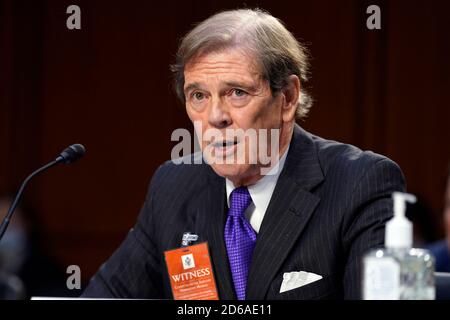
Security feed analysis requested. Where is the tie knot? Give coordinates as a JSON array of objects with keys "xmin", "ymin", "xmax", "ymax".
[{"xmin": 228, "ymin": 187, "xmax": 252, "ymax": 217}]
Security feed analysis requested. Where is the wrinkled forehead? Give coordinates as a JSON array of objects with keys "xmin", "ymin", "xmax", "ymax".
[{"xmin": 185, "ymin": 47, "xmax": 262, "ymax": 77}]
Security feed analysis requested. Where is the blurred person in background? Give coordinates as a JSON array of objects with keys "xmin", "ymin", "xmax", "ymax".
[
  {"xmin": 0, "ymin": 195, "xmax": 78, "ymax": 298},
  {"xmin": 427, "ymin": 170, "xmax": 450, "ymax": 272},
  {"xmin": 407, "ymin": 196, "xmax": 438, "ymax": 247}
]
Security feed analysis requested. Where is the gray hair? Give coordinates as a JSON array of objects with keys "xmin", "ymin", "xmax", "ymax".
[{"xmin": 171, "ymin": 8, "xmax": 313, "ymax": 119}]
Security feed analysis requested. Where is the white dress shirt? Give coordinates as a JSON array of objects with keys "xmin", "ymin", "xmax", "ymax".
[{"xmin": 225, "ymin": 146, "xmax": 289, "ymax": 233}]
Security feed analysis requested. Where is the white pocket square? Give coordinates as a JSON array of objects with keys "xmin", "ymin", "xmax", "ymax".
[{"xmin": 279, "ymin": 271, "xmax": 323, "ymax": 293}]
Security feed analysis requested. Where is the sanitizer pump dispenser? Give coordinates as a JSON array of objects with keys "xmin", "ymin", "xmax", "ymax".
[{"xmin": 362, "ymin": 192, "xmax": 435, "ymax": 300}]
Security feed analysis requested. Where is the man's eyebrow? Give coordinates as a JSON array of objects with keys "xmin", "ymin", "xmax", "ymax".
[
  {"xmin": 223, "ymin": 81, "xmax": 257, "ymax": 92},
  {"xmin": 184, "ymin": 82, "xmax": 202, "ymax": 94},
  {"xmin": 184, "ymin": 81, "xmax": 259, "ymax": 94}
]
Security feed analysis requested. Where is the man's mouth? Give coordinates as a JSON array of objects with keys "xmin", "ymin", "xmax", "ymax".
[
  {"xmin": 211, "ymin": 139, "xmax": 239, "ymax": 148},
  {"xmin": 207, "ymin": 138, "xmax": 241, "ymax": 158}
]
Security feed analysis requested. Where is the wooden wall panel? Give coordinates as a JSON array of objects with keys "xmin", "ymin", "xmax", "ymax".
[
  {"xmin": 1, "ymin": 0, "xmax": 449, "ymax": 283},
  {"xmin": 384, "ymin": 1, "xmax": 450, "ymax": 235}
]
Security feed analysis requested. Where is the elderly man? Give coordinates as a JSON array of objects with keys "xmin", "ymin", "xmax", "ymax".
[{"xmin": 82, "ymin": 8, "xmax": 405, "ymax": 300}]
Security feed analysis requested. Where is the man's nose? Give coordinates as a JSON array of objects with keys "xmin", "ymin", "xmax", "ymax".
[{"xmin": 208, "ymin": 99, "xmax": 231, "ymax": 129}]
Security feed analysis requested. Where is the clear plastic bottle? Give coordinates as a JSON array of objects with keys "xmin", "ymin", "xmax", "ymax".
[{"xmin": 362, "ymin": 192, "xmax": 435, "ymax": 300}]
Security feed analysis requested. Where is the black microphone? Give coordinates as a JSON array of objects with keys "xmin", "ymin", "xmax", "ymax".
[
  {"xmin": 0, "ymin": 144, "xmax": 86, "ymax": 241},
  {"xmin": 56, "ymin": 144, "xmax": 86, "ymax": 164}
]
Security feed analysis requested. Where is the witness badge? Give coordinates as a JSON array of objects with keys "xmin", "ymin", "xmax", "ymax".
[{"xmin": 164, "ymin": 242, "xmax": 219, "ymax": 300}]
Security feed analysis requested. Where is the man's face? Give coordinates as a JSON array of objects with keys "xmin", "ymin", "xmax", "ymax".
[{"xmin": 183, "ymin": 49, "xmax": 294, "ymax": 186}]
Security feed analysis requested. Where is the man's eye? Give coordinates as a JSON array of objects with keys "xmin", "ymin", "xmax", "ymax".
[
  {"xmin": 192, "ymin": 92, "xmax": 205, "ymax": 100},
  {"xmin": 232, "ymin": 89, "xmax": 247, "ymax": 97}
]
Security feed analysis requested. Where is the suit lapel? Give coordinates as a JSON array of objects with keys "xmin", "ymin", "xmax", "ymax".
[
  {"xmin": 246, "ymin": 125, "xmax": 324, "ymax": 299},
  {"xmin": 196, "ymin": 168, "xmax": 236, "ymax": 299}
]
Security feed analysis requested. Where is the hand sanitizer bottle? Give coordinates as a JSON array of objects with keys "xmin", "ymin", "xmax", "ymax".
[{"xmin": 362, "ymin": 192, "xmax": 435, "ymax": 300}]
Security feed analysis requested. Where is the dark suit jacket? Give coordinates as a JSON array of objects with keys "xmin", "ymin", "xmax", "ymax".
[{"xmin": 82, "ymin": 125, "xmax": 405, "ymax": 299}]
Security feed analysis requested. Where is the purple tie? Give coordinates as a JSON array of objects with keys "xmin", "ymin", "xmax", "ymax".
[{"xmin": 224, "ymin": 187, "xmax": 257, "ymax": 300}]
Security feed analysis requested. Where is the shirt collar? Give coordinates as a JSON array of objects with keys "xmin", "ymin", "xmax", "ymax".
[{"xmin": 225, "ymin": 145, "xmax": 290, "ymax": 211}]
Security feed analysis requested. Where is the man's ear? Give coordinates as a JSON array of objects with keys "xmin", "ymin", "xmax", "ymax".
[{"xmin": 281, "ymin": 75, "xmax": 300, "ymax": 122}]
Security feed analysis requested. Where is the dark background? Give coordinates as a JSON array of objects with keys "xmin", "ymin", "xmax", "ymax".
[{"xmin": 1, "ymin": 0, "xmax": 449, "ymax": 289}]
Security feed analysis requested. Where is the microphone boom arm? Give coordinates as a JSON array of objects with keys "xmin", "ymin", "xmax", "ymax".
[
  {"xmin": 0, "ymin": 143, "xmax": 85, "ymax": 242},
  {"xmin": 0, "ymin": 160, "xmax": 59, "ymax": 240}
]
